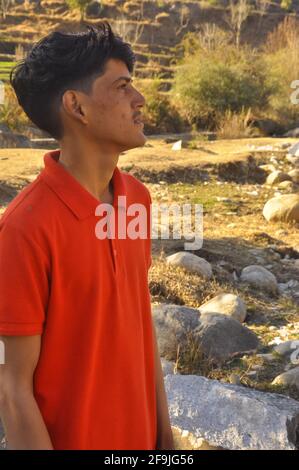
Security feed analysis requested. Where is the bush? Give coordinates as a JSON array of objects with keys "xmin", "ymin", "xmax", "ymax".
[
  {"xmin": 0, "ymin": 84, "xmax": 29, "ymax": 132},
  {"xmin": 216, "ymin": 108, "xmax": 255, "ymax": 139},
  {"xmin": 262, "ymin": 17, "xmax": 299, "ymax": 128},
  {"xmin": 171, "ymin": 48, "xmax": 273, "ymax": 130}
]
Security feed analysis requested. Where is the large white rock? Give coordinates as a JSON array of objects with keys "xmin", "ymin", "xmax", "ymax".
[
  {"xmin": 166, "ymin": 252, "xmax": 213, "ymax": 279},
  {"xmin": 165, "ymin": 374, "xmax": 299, "ymax": 450},
  {"xmin": 199, "ymin": 293, "xmax": 247, "ymax": 323},
  {"xmin": 263, "ymin": 194, "xmax": 299, "ymax": 223},
  {"xmin": 240, "ymin": 265, "xmax": 278, "ymax": 294}
]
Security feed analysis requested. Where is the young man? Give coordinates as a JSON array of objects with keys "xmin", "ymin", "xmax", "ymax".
[{"xmin": 0, "ymin": 22, "xmax": 174, "ymax": 450}]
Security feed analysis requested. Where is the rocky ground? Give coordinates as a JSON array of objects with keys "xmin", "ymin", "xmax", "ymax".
[{"xmin": 0, "ymin": 135, "xmax": 299, "ymax": 449}]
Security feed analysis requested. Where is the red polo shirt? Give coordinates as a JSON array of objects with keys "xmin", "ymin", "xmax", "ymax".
[{"xmin": 0, "ymin": 149, "xmax": 156, "ymax": 450}]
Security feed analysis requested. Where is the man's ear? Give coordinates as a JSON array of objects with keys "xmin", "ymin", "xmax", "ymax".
[{"xmin": 61, "ymin": 90, "xmax": 88, "ymax": 124}]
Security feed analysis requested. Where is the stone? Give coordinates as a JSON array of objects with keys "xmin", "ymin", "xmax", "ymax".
[
  {"xmin": 286, "ymin": 154, "xmax": 299, "ymax": 166},
  {"xmin": 288, "ymin": 169, "xmax": 299, "ymax": 183},
  {"xmin": 165, "ymin": 374, "xmax": 299, "ymax": 450},
  {"xmin": 196, "ymin": 313, "xmax": 259, "ymax": 362},
  {"xmin": 272, "ymin": 367, "xmax": 299, "ymax": 391},
  {"xmin": 172, "ymin": 140, "xmax": 184, "ymax": 150},
  {"xmin": 259, "ymin": 164, "xmax": 277, "ymax": 173},
  {"xmin": 287, "ymin": 141, "xmax": 299, "ymax": 155},
  {"xmin": 266, "ymin": 171, "xmax": 292, "ymax": 185},
  {"xmin": 277, "ymin": 180, "xmax": 296, "ymax": 190},
  {"xmin": 152, "ymin": 303, "xmax": 201, "ymax": 359},
  {"xmin": 240, "ymin": 265, "xmax": 278, "ymax": 294},
  {"xmin": 263, "ymin": 194, "xmax": 299, "ymax": 223},
  {"xmin": 274, "ymin": 340, "xmax": 299, "ymax": 357},
  {"xmin": 199, "ymin": 293, "xmax": 247, "ymax": 323},
  {"xmin": 0, "ymin": 131, "xmax": 32, "ymax": 148},
  {"xmin": 166, "ymin": 252, "xmax": 212, "ymax": 279}
]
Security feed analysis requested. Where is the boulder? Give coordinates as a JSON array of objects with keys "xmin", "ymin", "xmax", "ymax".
[
  {"xmin": 165, "ymin": 374, "xmax": 299, "ymax": 450},
  {"xmin": 152, "ymin": 305, "xmax": 259, "ymax": 363},
  {"xmin": 272, "ymin": 367, "xmax": 299, "ymax": 391},
  {"xmin": 263, "ymin": 194, "xmax": 299, "ymax": 223},
  {"xmin": 199, "ymin": 293, "xmax": 247, "ymax": 323},
  {"xmin": 240, "ymin": 265, "xmax": 278, "ymax": 294},
  {"xmin": 152, "ymin": 303, "xmax": 201, "ymax": 359},
  {"xmin": 196, "ymin": 312, "xmax": 259, "ymax": 362},
  {"xmin": 266, "ymin": 170, "xmax": 292, "ymax": 185},
  {"xmin": 166, "ymin": 252, "xmax": 212, "ymax": 279}
]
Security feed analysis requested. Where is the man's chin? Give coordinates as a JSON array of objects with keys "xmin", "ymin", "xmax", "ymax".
[{"xmin": 121, "ymin": 134, "xmax": 147, "ymax": 152}]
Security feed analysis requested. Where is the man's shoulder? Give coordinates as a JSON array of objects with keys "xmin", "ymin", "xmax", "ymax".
[{"xmin": 0, "ymin": 174, "xmax": 55, "ymax": 231}]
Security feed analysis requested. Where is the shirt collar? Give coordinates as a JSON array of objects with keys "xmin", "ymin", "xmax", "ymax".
[{"xmin": 40, "ymin": 149, "xmax": 127, "ymax": 220}]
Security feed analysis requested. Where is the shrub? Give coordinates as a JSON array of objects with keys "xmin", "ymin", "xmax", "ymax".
[
  {"xmin": 0, "ymin": 84, "xmax": 29, "ymax": 131},
  {"xmin": 171, "ymin": 48, "xmax": 272, "ymax": 130}
]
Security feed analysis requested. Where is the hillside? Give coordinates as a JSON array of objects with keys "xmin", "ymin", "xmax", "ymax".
[{"xmin": 0, "ymin": 0, "xmax": 298, "ymax": 85}]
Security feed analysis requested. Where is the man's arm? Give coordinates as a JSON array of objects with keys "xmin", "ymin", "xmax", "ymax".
[
  {"xmin": 0, "ymin": 335, "xmax": 53, "ymax": 450},
  {"xmin": 151, "ymin": 318, "xmax": 175, "ymax": 450}
]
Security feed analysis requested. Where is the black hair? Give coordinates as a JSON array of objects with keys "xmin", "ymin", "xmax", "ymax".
[{"xmin": 10, "ymin": 22, "xmax": 136, "ymax": 140}]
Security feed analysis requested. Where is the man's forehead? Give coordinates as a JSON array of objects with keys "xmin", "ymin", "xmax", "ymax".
[{"xmin": 97, "ymin": 59, "xmax": 131, "ymax": 85}]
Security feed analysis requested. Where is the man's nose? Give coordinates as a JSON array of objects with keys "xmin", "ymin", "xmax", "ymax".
[{"xmin": 134, "ymin": 89, "xmax": 145, "ymax": 107}]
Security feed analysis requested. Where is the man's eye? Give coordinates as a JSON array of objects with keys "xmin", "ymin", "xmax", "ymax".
[{"xmin": 120, "ymin": 83, "xmax": 128, "ymax": 89}]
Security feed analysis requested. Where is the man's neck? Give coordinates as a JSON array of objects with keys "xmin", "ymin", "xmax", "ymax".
[{"xmin": 58, "ymin": 142, "xmax": 119, "ymax": 203}]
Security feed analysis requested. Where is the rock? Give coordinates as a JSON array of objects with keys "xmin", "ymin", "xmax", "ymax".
[
  {"xmin": 266, "ymin": 171, "xmax": 292, "ymax": 185},
  {"xmin": 277, "ymin": 180, "xmax": 296, "ymax": 191},
  {"xmin": 166, "ymin": 252, "xmax": 212, "ymax": 279},
  {"xmin": 274, "ymin": 340, "xmax": 299, "ymax": 357},
  {"xmin": 272, "ymin": 367, "xmax": 299, "ymax": 391},
  {"xmin": 199, "ymin": 293, "xmax": 247, "ymax": 323},
  {"xmin": 152, "ymin": 303, "xmax": 201, "ymax": 359},
  {"xmin": 172, "ymin": 140, "xmax": 186, "ymax": 150},
  {"xmin": 196, "ymin": 313, "xmax": 259, "ymax": 362},
  {"xmin": 161, "ymin": 358, "xmax": 177, "ymax": 376},
  {"xmin": 0, "ymin": 123, "xmax": 10, "ymax": 133},
  {"xmin": 284, "ymin": 128, "xmax": 299, "ymax": 138},
  {"xmin": 0, "ymin": 131, "xmax": 32, "ymax": 148},
  {"xmin": 263, "ymin": 194, "xmax": 299, "ymax": 223},
  {"xmin": 152, "ymin": 305, "xmax": 258, "ymax": 363},
  {"xmin": 287, "ymin": 141, "xmax": 299, "ymax": 155},
  {"xmin": 259, "ymin": 164, "xmax": 277, "ymax": 173},
  {"xmin": 256, "ymin": 353, "xmax": 276, "ymax": 362},
  {"xmin": 286, "ymin": 154, "xmax": 299, "ymax": 166},
  {"xmin": 165, "ymin": 374, "xmax": 299, "ymax": 450},
  {"xmin": 240, "ymin": 265, "xmax": 278, "ymax": 294},
  {"xmin": 288, "ymin": 169, "xmax": 299, "ymax": 183}
]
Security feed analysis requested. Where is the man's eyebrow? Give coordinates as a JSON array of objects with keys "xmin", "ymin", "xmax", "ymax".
[{"xmin": 112, "ymin": 76, "xmax": 133, "ymax": 85}]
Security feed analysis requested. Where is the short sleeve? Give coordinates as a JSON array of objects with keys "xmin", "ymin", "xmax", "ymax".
[{"xmin": 0, "ymin": 222, "xmax": 50, "ymax": 335}]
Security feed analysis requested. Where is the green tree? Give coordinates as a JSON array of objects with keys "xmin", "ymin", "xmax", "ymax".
[{"xmin": 66, "ymin": 0, "xmax": 93, "ymax": 22}]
